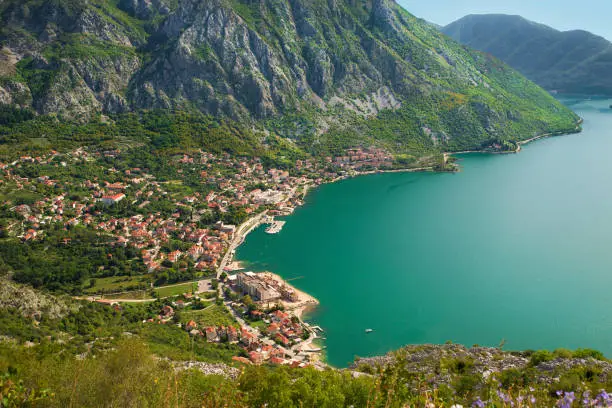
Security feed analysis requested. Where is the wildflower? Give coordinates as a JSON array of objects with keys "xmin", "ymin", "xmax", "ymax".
[
  {"xmin": 472, "ymin": 397, "xmax": 485, "ymax": 408},
  {"xmin": 557, "ymin": 391, "xmax": 576, "ymax": 408},
  {"xmin": 596, "ymin": 390, "xmax": 612, "ymax": 406},
  {"xmin": 529, "ymin": 395, "xmax": 536, "ymax": 404}
]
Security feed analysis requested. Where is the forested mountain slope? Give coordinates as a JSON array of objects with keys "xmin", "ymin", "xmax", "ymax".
[
  {"xmin": 443, "ymin": 14, "xmax": 612, "ymax": 96},
  {"xmin": 0, "ymin": 0, "xmax": 579, "ymax": 156}
]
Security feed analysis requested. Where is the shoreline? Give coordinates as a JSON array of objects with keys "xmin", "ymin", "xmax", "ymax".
[
  {"xmin": 448, "ymin": 119, "xmax": 583, "ymax": 156},
  {"xmin": 219, "ymin": 120, "xmax": 584, "ymax": 362},
  {"xmin": 259, "ymin": 272, "xmax": 320, "ymax": 320}
]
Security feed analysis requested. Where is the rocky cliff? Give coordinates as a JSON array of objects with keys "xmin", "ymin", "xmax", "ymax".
[{"xmin": 0, "ymin": 0, "xmax": 579, "ymax": 153}]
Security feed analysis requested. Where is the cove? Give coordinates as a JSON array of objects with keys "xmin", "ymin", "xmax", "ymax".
[{"xmin": 236, "ymin": 97, "xmax": 612, "ymax": 367}]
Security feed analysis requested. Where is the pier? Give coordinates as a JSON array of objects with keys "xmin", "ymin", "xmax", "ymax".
[{"xmin": 265, "ymin": 220, "xmax": 286, "ymax": 234}]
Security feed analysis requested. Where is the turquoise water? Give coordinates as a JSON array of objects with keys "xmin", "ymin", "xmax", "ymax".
[{"xmin": 237, "ymin": 98, "xmax": 612, "ymax": 367}]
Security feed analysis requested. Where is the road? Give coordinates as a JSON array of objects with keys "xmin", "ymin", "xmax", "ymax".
[{"xmin": 216, "ymin": 210, "xmax": 268, "ymax": 278}]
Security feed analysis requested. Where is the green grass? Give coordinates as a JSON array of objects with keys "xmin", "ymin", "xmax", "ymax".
[
  {"xmin": 83, "ymin": 275, "xmax": 152, "ymax": 294},
  {"xmin": 154, "ymin": 282, "xmax": 197, "ymax": 298},
  {"xmin": 248, "ymin": 320, "xmax": 267, "ymax": 331},
  {"xmin": 182, "ymin": 304, "xmax": 237, "ymax": 327},
  {"xmin": 102, "ymin": 290, "xmax": 154, "ymax": 300}
]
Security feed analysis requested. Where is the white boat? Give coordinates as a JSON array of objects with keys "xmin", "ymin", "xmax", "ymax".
[{"xmin": 365, "ymin": 329, "xmax": 374, "ymax": 333}]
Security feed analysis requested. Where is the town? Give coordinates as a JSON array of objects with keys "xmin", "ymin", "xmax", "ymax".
[
  {"xmin": 0, "ymin": 145, "xmax": 397, "ymax": 367},
  {"xmin": 1, "ymin": 146, "xmax": 396, "ymax": 279},
  {"xmin": 140, "ymin": 270, "xmax": 324, "ymax": 368}
]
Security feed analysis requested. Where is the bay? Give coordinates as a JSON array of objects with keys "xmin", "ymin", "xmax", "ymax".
[{"xmin": 237, "ymin": 97, "xmax": 612, "ymax": 367}]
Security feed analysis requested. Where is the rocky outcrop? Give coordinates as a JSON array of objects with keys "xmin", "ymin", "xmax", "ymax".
[
  {"xmin": 0, "ymin": 0, "xmax": 579, "ymax": 148},
  {"xmin": 119, "ymin": 0, "xmax": 171, "ymax": 19},
  {"xmin": 0, "ymin": 79, "xmax": 32, "ymax": 107},
  {"xmin": 173, "ymin": 360, "xmax": 241, "ymax": 379},
  {"xmin": 351, "ymin": 344, "xmax": 612, "ymax": 388},
  {"xmin": 0, "ymin": 276, "xmax": 75, "ymax": 320}
]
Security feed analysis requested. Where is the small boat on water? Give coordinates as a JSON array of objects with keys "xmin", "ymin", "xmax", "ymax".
[{"xmin": 365, "ymin": 329, "xmax": 374, "ymax": 333}]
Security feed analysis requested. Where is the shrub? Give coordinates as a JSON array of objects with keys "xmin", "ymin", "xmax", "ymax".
[
  {"xmin": 529, "ymin": 350, "xmax": 553, "ymax": 366},
  {"xmin": 573, "ymin": 349, "xmax": 605, "ymax": 361}
]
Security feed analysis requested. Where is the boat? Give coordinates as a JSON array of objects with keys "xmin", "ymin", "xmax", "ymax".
[{"xmin": 365, "ymin": 329, "xmax": 374, "ymax": 333}]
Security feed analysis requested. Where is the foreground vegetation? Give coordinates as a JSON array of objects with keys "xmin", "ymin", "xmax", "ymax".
[
  {"xmin": 3, "ymin": 339, "xmax": 612, "ymax": 407},
  {"xmin": 3, "ymin": 275, "xmax": 612, "ymax": 407}
]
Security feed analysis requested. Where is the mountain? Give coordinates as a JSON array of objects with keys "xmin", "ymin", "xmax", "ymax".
[
  {"xmin": 0, "ymin": 0, "xmax": 579, "ymax": 157},
  {"xmin": 442, "ymin": 14, "xmax": 612, "ymax": 96}
]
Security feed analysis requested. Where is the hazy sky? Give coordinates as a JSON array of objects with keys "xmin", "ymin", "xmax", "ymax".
[{"xmin": 399, "ymin": 0, "xmax": 612, "ymax": 41}]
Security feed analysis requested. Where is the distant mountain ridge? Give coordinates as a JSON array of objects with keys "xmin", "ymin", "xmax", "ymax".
[{"xmin": 442, "ymin": 14, "xmax": 612, "ymax": 96}]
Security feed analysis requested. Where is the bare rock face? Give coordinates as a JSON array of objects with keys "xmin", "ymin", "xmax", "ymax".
[
  {"xmin": 351, "ymin": 344, "xmax": 612, "ymax": 390},
  {"xmin": 0, "ymin": 0, "xmax": 579, "ymax": 146},
  {"xmin": 0, "ymin": 80, "xmax": 32, "ymax": 107},
  {"xmin": 75, "ymin": 9, "xmax": 134, "ymax": 47},
  {"xmin": 118, "ymin": 0, "xmax": 169, "ymax": 19},
  {"xmin": 71, "ymin": 53, "xmax": 141, "ymax": 114},
  {"xmin": 371, "ymin": 0, "xmax": 399, "ymax": 32},
  {"xmin": 36, "ymin": 64, "xmax": 102, "ymax": 120},
  {"xmin": 0, "ymin": 276, "xmax": 75, "ymax": 320}
]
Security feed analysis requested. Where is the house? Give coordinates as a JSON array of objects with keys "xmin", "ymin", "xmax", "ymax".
[
  {"xmin": 275, "ymin": 333, "xmax": 291, "ymax": 347},
  {"xmin": 188, "ymin": 245, "xmax": 204, "ymax": 260},
  {"xmin": 267, "ymin": 323, "xmax": 280, "ymax": 335},
  {"xmin": 205, "ymin": 326, "xmax": 218, "ymax": 342},
  {"xmin": 271, "ymin": 310, "xmax": 289, "ymax": 323},
  {"xmin": 261, "ymin": 344, "xmax": 274, "ymax": 360},
  {"xmin": 227, "ymin": 326, "xmax": 239, "ymax": 343},
  {"xmin": 167, "ymin": 250, "xmax": 182, "ymax": 263},
  {"xmin": 100, "ymin": 193, "xmax": 126, "ymax": 205},
  {"xmin": 185, "ymin": 320, "xmax": 198, "ymax": 331},
  {"xmin": 249, "ymin": 351, "xmax": 264, "ymax": 365},
  {"xmin": 232, "ymin": 356, "xmax": 252, "ymax": 365},
  {"xmin": 240, "ymin": 328, "xmax": 257, "ymax": 347},
  {"xmin": 160, "ymin": 305, "xmax": 174, "ymax": 318}
]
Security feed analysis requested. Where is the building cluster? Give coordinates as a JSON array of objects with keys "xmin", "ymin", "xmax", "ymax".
[
  {"xmin": 333, "ymin": 147, "xmax": 393, "ymax": 169},
  {"xmin": 1, "ymin": 146, "xmax": 396, "ymax": 274},
  {"xmin": 186, "ymin": 307, "xmax": 313, "ymax": 367}
]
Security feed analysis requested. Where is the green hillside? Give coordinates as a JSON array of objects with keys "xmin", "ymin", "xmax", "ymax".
[{"xmin": 0, "ymin": 0, "xmax": 580, "ymax": 159}]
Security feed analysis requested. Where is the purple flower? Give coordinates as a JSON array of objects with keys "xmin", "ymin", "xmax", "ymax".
[
  {"xmin": 529, "ymin": 395, "xmax": 536, "ymax": 404},
  {"xmin": 596, "ymin": 390, "xmax": 612, "ymax": 406},
  {"xmin": 557, "ymin": 391, "xmax": 576, "ymax": 408},
  {"xmin": 557, "ymin": 390, "xmax": 565, "ymax": 397},
  {"xmin": 472, "ymin": 397, "xmax": 485, "ymax": 408}
]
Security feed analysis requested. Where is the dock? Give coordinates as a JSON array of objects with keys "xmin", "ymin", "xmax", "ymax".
[{"xmin": 265, "ymin": 220, "xmax": 286, "ymax": 234}]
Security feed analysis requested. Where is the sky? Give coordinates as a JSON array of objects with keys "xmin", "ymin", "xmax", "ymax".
[{"xmin": 399, "ymin": 0, "xmax": 612, "ymax": 41}]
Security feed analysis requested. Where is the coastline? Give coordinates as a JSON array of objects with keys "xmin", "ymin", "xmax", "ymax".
[
  {"xmin": 220, "ymin": 119, "xmax": 584, "ymax": 362},
  {"xmin": 448, "ymin": 119, "xmax": 584, "ymax": 156},
  {"xmin": 259, "ymin": 272, "xmax": 320, "ymax": 320}
]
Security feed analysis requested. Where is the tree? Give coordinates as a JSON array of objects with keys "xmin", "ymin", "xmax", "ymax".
[{"xmin": 172, "ymin": 310, "xmax": 182, "ymax": 324}]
